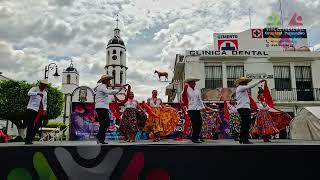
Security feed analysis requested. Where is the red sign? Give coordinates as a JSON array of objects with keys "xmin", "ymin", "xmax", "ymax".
[
  {"xmin": 288, "ymin": 13, "xmax": 303, "ymax": 27},
  {"xmin": 217, "ymin": 40, "xmax": 238, "ymax": 51},
  {"xmin": 251, "ymin": 29, "xmax": 263, "ymax": 38}
]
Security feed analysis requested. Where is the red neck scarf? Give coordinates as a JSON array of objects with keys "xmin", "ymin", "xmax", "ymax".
[{"xmin": 34, "ymin": 96, "xmax": 44, "ymax": 124}]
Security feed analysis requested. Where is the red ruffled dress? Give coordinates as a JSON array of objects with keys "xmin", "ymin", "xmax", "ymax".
[{"xmin": 251, "ymin": 102, "xmax": 279, "ymax": 136}]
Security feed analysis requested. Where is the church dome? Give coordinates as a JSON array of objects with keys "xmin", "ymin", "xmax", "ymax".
[
  {"xmin": 65, "ymin": 62, "xmax": 77, "ymax": 72},
  {"xmin": 108, "ymin": 36, "xmax": 125, "ymax": 46},
  {"xmin": 107, "ymin": 28, "xmax": 125, "ymax": 46}
]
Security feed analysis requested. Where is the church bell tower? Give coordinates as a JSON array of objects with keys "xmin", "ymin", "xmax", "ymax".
[{"xmin": 105, "ymin": 16, "xmax": 128, "ymax": 86}]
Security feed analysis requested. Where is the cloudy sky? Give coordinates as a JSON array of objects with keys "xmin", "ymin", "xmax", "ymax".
[{"xmin": 0, "ymin": 0, "xmax": 320, "ymax": 101}]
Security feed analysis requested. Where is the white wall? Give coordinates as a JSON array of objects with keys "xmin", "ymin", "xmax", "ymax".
[
  {"xmin": 185, "ymin": 56, "xmax": 205, "ymax": 89},
  {"xmin": 244, "ymin": 58, "xmax": 275, "ymax": 99}
]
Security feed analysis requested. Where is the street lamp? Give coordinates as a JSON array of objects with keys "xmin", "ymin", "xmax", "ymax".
[{"xmin": 44, "ymin": 63, "xmax": 60, "ymax": 79}]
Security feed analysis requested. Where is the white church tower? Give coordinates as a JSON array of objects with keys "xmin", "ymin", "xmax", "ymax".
[
  {"xmin": 61, "ymin": 61, "xmax": 79, "ymax": 127},
  {"xmin": 62, "ymin": 61, "xmax": 79, "ymax": 94},
  {"xmin": 105, "ymin": 17, "xmax": 127, "ymax": 86}
]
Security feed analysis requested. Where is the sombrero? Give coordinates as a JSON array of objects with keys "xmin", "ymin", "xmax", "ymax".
[
  {"xmin": 234, "ymin": 77, "xmax": 252, "ymax": 86},
  {"xmin": 39, "ymin": 79, "xmax": 49, "ymax": 85},
  {"xmin": 184, "ymin": 77, "xmax": 200, "ymax": 83},
  {"xmin": 97, "ymin": 75, "xmax": 113, "ymax": 83}
]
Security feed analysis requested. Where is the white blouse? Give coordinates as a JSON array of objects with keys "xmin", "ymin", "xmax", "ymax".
[
  {"xmin": 228, "ymin": 104, "xmax": 238, "ymax": 114},
  {"xmin": 124, "ymin": 99, "xmax": 138, "ymax": 109},
  {"xmin": 257, "ymin": 102, "xmax": 270, "ymax": 110},
  {"xmin": 148, "ymin": 98, "xmax": 162, "ymax": 108}
]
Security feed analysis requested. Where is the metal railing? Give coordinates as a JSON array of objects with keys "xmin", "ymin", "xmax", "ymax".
[{"xmin": 271, "ymin": 88, "xmax": 320, "ymax": 101}]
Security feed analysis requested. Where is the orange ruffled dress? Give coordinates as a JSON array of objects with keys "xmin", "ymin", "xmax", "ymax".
[{"xmin": 144, "ymin": 98, "xmax": 180, "ymax": 136}]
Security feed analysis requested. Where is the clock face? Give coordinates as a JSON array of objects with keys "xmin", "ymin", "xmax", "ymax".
[{"xmin": 112, "ymin": 55, "xmax": 117, "ymax": 60}]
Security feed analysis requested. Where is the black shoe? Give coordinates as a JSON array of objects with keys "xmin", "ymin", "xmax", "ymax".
[
  {"xmin": 200, "ymin": 139, "xmax": 205, "ymax": 142},
  {"xmin": 192, "ymin": 140, "xmax": 202, "ymax": 143},
  {"xmin": 25, "ymin": 141, "xmax": 33, "ymax": 145},
  {"xmin": 97, "ymin": 140, "xmax": 108, "ymax": 144},
  {"xmin": 239, "ymin": 140, "xmax": 253, "ymax": 144}
]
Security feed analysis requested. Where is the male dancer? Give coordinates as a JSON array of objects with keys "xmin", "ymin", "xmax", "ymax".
[
  {"xmin": 235, "ymin": 77, "xmax": 265, "ymax": 144},
  {"xmin": 25, "ymin": 80, "xmax": 48, "ymax": 144},
  {"xmin": 183, "ymin": 78, "xmax": 205, "ymax": 143}
]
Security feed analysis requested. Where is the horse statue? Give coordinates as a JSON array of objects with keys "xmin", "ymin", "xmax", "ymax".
[{"xmin": 154, "ymin": 70, "xmax": 168, "ymax": 81}]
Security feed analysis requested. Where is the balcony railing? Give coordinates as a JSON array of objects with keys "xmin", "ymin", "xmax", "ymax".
[{"xmin": 271, "ymin": 88, "xmax": 320, "ymax": 101}]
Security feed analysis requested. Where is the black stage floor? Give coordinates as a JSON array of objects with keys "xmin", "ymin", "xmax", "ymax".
[{"xmin": 1, "ymin": 139, "xmax": 319, "ymax": 179}]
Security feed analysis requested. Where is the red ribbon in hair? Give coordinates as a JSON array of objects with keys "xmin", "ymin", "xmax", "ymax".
[
  {"xmin": 263, "ymin": 81, "xmax": 274, "ymax": 108},
  {"xmin": 140, "ymin": 101, "xmax": 159, "ymax": 118},
  {"xmin": 223, "ymin": 101, "xmax": 230, "ymax": 120},
  {"xmin": 182, "ymin": 84, "xmax": 189, "ymax": 108}
]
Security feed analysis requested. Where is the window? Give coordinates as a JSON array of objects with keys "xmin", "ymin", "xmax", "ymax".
[
  {"xmin": 120, "ymin": 71, "xmax": 123, "ymax": 84},
  {"xmin": 205, "ymin": 66, "xmax": 222, "ymax": 89},
  {"xmin": 295, "ymin": 66, "xmax": 312, "ymax": 90},
  {"xmin": 113, "ymin": 50, "xmax": 116, "ymax": 54},
  {"xmin": 295, "ymin": 66, "xmax": 313, "ymax": 101},
  {"xmin": 67, "ymin": 74, "xmax": 71, "ymax": 84},
  {"xmin": 112, "ymin": 70, "xmax": 116, "ymax": 85},
  {"xmin": 274, "ymin": 66, "xmax": 291, "ymax": 91},
  {"xmin": 120, "ymin": 51, "xmax": 123, "ymax": 64},
  {"xmin": 227, "ymin": 66, "xmax": 244, "ymax": 88}
]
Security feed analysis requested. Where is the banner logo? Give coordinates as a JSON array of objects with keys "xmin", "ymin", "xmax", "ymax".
[
  {"xmin": 288, "ymin": 12, "xmax": 303, "ymax": 27},
  {"xmin": 252, "ymin": 29, "xmax": 263, "ymax": 38}
]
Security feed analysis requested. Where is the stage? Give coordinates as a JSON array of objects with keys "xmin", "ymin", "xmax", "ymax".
[{"xmin": 1, "ymin": 139, "xmax": 320, "ymax": 179}]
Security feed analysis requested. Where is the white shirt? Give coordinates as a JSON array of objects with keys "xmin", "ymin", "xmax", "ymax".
[
  {"xmin": 27, "ymin": 87, "xmax": 47, "ymax": 112},
  {"xmin": 148, "ymin": 98, "xmax": 162, "ymax": 108},
  {"xmin": 236, "ymin": 81, "xmax": 259, "ymax": 109},
  {"xmin": 186, "ymin": 86, "xmax": 205, "ymax": 111},
  {"xmin": 94, "ymin": 84, "xmax": 120, "ymax": 109}
]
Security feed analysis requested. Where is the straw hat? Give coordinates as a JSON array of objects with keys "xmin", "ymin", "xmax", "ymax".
[
  {"xmin": 184, "ymin": 77, "xmax": 200, "ymax": 83},
  {"xmin": 39, "ymin": 79, "xmax": 49, "ymax": 85},
  {"xmin": 234, "ymin": 77, "xmax": 252, "ymax": 86},
  {"xmin": 97, "ymin": 75, "xmax": 113, "ymax": 83}
]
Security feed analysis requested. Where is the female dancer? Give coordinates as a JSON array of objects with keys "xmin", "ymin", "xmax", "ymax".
[
  {"xmin": 144, "ymin": 90, "xmax": 163, "ymax": 142},
  {"xmin": 251, "ymin": 93, "xmax": 279, "ymax": 142},
  {"xmin": 119, "ymin": 92, "xmax": 147, "ymax": 142},
  {"xmin": 228, "ymin": 95, "xmax": 242, "ymax": 141}
]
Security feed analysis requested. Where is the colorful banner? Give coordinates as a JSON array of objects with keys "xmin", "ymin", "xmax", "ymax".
[
  {"xmin": 263, "ymin": 28, "xmax": 307, "ymax": 38},
  {"xmin": 70, "ymin": 102, "xmax": 118, "ymax": 140}
]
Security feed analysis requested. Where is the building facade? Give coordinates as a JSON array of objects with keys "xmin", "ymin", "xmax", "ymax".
[{"xmin": 167, "ymin": 28, "xmax": 320, "ymax": 115}]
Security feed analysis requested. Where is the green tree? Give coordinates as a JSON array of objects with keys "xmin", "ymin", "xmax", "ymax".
[{"xmin": 0, "ymin": 80, "xmax": 64, "ymax": 128}]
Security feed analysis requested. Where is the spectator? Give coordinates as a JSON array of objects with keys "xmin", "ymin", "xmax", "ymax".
[{"xmin": 0, "ymin": 127, "xmax": 9, "ymax": 143}]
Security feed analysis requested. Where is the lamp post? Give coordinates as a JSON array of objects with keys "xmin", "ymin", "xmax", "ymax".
[{"xmin": 44, "ymin": 63, "xmax": 60, "ymax": 79}]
